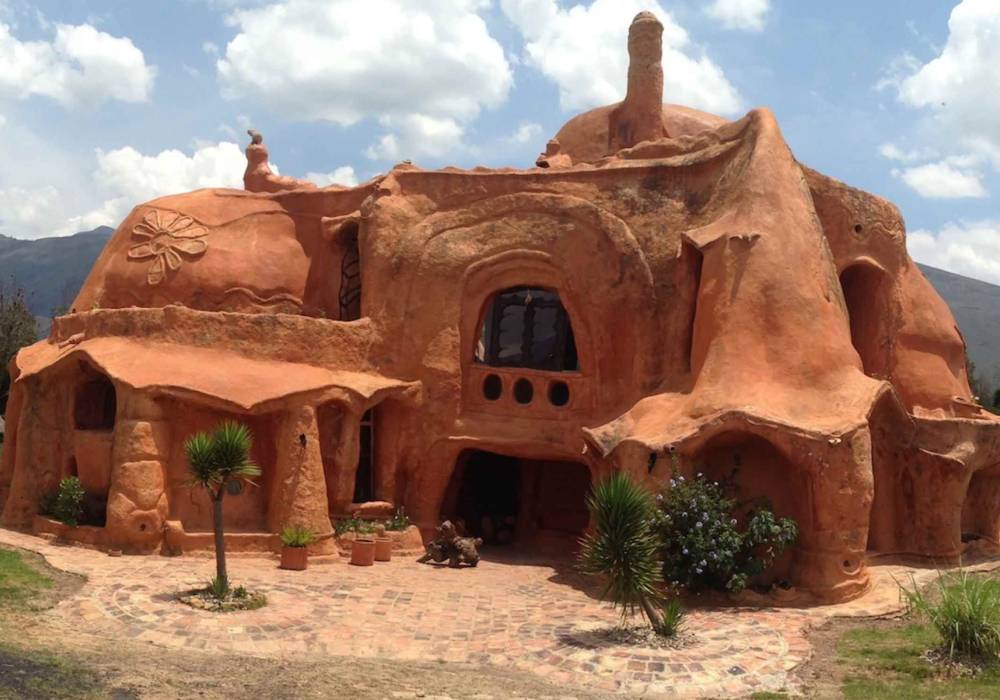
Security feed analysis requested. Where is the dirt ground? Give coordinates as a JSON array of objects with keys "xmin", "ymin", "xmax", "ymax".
[
  {"xmin": 0, "ymin": 546, "xmax": 605, "ymax": 700},
  {"xmin": 792, "ymin": 615, "xmax": 888, "ymax": 699}
]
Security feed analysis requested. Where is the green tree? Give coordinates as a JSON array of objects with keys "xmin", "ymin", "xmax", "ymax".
[
  {"xmin": 185, "ymin": 422, "xmax": 260, "ymax": 591},
  {"xmin": 966, "ymin": 354, "xmax": 995, "ymax": 408},
  {"xmin": 0, "ymin": 283, "xmax": 38, "ymax": 414},
  {"xmin": 578, "ymin": 471, "xmax": 668, "ymax": 632}
]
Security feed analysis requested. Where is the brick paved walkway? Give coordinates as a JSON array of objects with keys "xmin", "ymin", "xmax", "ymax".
[{"xmin": 2, "ymin": 528, "xmax": 998, "ymax": 698}]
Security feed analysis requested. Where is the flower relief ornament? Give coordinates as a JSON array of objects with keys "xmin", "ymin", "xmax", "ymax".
[{"xmin": 127, "ymin": 210, "xmax": 209, "ymax": 285}]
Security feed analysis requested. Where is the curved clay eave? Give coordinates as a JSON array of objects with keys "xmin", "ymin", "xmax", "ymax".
[
  {"xmin": 582, "ymin": 378, "xmax": 895, "ymax": 461},
  {"xmin": 13, "ymin": 337, "xmax": 417, "ymax": 415}
]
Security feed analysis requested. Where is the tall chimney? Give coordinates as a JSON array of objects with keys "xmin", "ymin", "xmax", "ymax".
[{"xmin": 609, "ymin": 11, "xmax": 667, "ymax": 150}]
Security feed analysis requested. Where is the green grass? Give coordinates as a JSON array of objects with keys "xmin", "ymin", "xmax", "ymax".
[
  {"xmin": 0, "ymin": 548, "xmax": 53, "ymax": 608},
  {"xmin": 902, "ymin": 570, "xmax": 1000, "ymax": 660},
  {"xmin": 0, "ymin": 547, "xmax": 104, "ymax": 699},
  {"xmin": 838, "ymin": 623, "xmax": 1000, "ymax": 699}
]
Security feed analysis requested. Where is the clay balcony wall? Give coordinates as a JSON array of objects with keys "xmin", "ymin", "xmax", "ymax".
[{"xmin": 463, "ymin": 365, "xmax": 591, "ymax": 418}]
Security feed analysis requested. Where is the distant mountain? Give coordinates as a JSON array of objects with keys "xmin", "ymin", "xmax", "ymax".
[
  {"xmin": 0, "ymin": 226, "xmax": 113, "ymax": 335},
  {"xmin": 918, "ymin": 264, "xmax": 1000, "ymax": 391}
]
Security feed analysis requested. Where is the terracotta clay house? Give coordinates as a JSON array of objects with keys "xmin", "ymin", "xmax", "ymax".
[{"xmin": 2, "ymin": 12, "xmax": 999, "ymax": 602}]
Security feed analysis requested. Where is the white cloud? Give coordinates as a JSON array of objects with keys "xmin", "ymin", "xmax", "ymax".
[
  {"xmin": 705, "ymin": 0, "xmax": 770, "ymax": 32},
  {"xmin": 365, "ymin": 114, "xmax": 468, "ymax": 161},
  {"xmin": 894, "ymin": 159, "xmax": 987, "ymax": 199},
  {"xmin": 879, "ymin": 142, "xmax": 937, "ymax": 163},
  {"xmin": 305, "ymin": 166, "xmax": 358, "ymax": 187},
  {"xmin": 501, "ymin": 0, "xmax": 742, "ymax": 115},
  {"xmin": 217, "ymin": 0, "xmax": 512, "ymax": 163},
  {"xmin": 0, "ymin": 22, "xmax": 154, "ymax": 107},
  {"xmin": 909, "ymin": 220, "xmax": 1000, "ymax": 286},
  {"xmin": 0, "ymin": 185, "xmax": 61, "ymax": 234},
  {"xmin": 0, "ymin": 113, "xmax": 5, "ymax": 128},
  {"xmin": 888, "ymin": 0, "xmax": 1000, "ymax": 163},
  {"xmin": 59, "ymin": 141, "xmax": 247, "ymax": 235},
  {"xmin": 95, "ymin": 142, "xmax": 245, "ymax": 203},
  {"xmin": 508, "ymin": 122, "xmax": 542, "ymax": 144}
]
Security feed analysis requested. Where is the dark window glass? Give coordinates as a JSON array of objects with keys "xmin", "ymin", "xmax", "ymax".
[
  {"xmin": 339, "ymin": 227, "xmax": 362, "ymax": 321},
  {"xmin": 478, "ymin": 287, "xmax": 578, "ymax": 372}
]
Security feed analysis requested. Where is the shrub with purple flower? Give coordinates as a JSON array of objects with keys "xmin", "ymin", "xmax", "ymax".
[{"xmin": 651, "ymin": 470, "xmax": 797, "ymax": 593}]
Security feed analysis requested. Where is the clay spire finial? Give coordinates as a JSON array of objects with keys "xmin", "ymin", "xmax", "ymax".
[
  {"xmin": 243, "ymin": 129, "xmax": 319, "ymax": 193},
  {"xmin": 609, "ymin": 11, "xmax": 667, "ymax": 151}
]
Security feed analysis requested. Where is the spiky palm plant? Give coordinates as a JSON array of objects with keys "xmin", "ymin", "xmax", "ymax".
[
  {"xmin": 578, "ymin": 471, "xmax": 667, "ymax": 631},
  {"xmin": 185, "ymin": 421, "xmax": 260, "ymax": 591}
]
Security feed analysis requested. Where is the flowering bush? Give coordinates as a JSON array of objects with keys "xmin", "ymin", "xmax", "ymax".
[{"xmin": 651, "ymin": 471, "xmax": 797, "ymax": 593}]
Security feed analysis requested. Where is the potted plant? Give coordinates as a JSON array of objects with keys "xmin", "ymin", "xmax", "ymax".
[
  {"xmin": 351, "ymin": 535, "xmax": 376, "ymax": 566},
  {"xmin": 374, "ymin": 523, "xmax": 392, "ymax": 562},
  {"xmin": 279, "ymin": 525, "xmax": 314, "ymax": 571}
]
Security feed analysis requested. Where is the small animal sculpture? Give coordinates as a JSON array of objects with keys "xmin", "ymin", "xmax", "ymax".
[{"xmin": 417, "ymin": 519, "xmax": 483, "ymax": 568}]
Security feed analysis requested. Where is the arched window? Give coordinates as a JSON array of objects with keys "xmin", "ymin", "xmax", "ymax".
[
  {"xmin": 338, "ymin": 224, "xmax": 361, "ymax": 321},
  {"xmin": 839, "ymin": 263, "xmax": 887, "ymax": 376},
  {"xmin": 476, "ymin": 287, "xmax": 578, "ymax": 372},
  {"xmin": 74, "ymin": 375, "xmax": 116, "ymax": 431}
]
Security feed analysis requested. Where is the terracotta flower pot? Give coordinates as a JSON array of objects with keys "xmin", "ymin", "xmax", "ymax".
[
  {"xmin": 351, "ymin": 538, "xmax": 376, "ymax": 566},
  {"xmin": 280, "ymin": 545, "xmax": 308, "ymax": 571},
  {"xmin": 374, "ymin": 536, "xmax": 392, "ymax": 562}
]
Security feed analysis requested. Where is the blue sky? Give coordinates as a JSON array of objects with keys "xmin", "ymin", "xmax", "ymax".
[{"xmin": 2, "ymin": 0, "xmax": 1000, "ymax": 285}]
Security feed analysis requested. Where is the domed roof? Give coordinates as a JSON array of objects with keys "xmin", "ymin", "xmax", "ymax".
[
  {"xmin": 536, "ymin": 11, "xmax": 730, "ymax": 167},
  {"xmin": 542, "ymin": 103, "xmax": 729, "ymax": 166}
]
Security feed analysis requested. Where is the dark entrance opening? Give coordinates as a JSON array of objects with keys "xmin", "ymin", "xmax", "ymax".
[
  {"xmin": 839, "ymin": 263, "xmax": 888, "ymax": 376},
  {"xmin": 352, "ymin": 409, "xmax": 375, "ymax": 503},
  {"xmin": 443, "ymin": 449, "xmax": 591, "ymax": 552}
]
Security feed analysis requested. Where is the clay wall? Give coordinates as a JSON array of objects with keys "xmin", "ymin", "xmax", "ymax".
[{"xmin": 160, "ymin": 399, "xmax": 278, "ymax": 533}]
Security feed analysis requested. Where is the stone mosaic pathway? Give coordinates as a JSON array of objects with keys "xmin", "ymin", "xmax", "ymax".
[{"xmin": 2, "ymin": 527, "xmax": 998, "ymax": 699}]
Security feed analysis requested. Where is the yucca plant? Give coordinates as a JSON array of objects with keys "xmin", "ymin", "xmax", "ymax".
[
  {"xmin": 579, "ymin": 471, "xmax": 679, "ymax": 634},
  {"xmin": 280, "ymin": 525, "xmax": 315, "ymax": 548},
  {"xmin": 902, "ymin": 570, "xmax": 1000, "ymax": 661},
  {"xmin": 185, "ymin": 421, "xmax": 260, "ymax": 591}
]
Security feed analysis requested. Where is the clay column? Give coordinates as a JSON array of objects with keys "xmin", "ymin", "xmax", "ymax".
[
  {"xmin": 329, "ymin": 406, "xmax": 362, "ymax": 514},
  {"xmin": 105, "ymin": 389, "xmax": 171, "ymax": 552},
  {"xmin": 0, "ymin": 381, "xmax": 42, "ymax": 528},
  {"xmin": 0, "ymin": 378, "xmax": 24, "ymax": 515},
  {"xmin": 790, "ymin": 430, "xmax": 874, "ymax": 601},
  {"xmin": 268, "ymin": 403, "xmax": 335, "ymax": 551}
]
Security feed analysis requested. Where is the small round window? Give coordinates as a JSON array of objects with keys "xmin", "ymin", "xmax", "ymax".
[
  {"xmin": 548, "ymin": 380, "xmax": 570, "ymax": 407},
  {"xmin": 483, "ymin": 373, "xmax": 503, "ymax": 401},
  {"xmin": 513, "ymin": 378, "xmax": 534, "ymax": 404}
]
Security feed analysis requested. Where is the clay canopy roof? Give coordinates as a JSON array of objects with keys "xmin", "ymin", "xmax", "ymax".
[{"xmin": 15, "ymin": 337, "xmax": 417, "ymax": 414}]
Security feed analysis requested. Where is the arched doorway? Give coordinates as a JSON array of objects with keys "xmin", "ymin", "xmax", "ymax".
[
  {"xmin": 962, "ymin": 464, "xmax": 1000, "ymax": 546},
  {"xmin": 442, "ymin": 449, "xmax": 591, "ymax": 551},
  {"xmin": 693, "ymin": 432, "xmax": 811, "ymax": 583}
]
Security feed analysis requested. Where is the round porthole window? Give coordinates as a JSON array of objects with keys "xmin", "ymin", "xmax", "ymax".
[
  {"xmin": 513, "ymin": 378, "xmax": 534, "ymax": 404},
  {"xmin": 483, "ymin": 373, "xmax": 503, "ymax": 401},
  {"xmin": 548, "ymin": 380, "xmax": 570, "ymax": 407}
]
